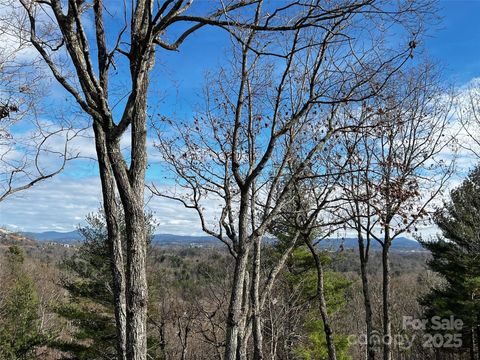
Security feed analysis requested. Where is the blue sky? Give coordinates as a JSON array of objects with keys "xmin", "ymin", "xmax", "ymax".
[
  {"xmin": 1, "ymin": 1, "xmax": 480, "ymax": 234},
  {"xmin": 427, "ymin": 1, "xmax": 480, "ymax": 83}
]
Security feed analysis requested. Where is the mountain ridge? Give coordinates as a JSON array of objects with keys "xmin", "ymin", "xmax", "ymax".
[{"xmin": 21, "ymin": 230, "xmax": 424, "ymax": 250}]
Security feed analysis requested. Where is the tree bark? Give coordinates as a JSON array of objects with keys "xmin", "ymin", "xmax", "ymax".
[
  {"xmin": 477, "ymin": 325, "xmax": 480, "ymax": 360},
  {"xmin": 225, "ymin": 247, "xmax": 250, "ymax": 360},
  {"xmin": 110, "ymin": 36, "xmax": 152, "ymax": 359},
  {"xmin": 124, "ymin": 206, "xmax": 148, "ymax": 360},
  {"xmin": 305, "ymin": 237, "xmax": 337, "ymax": 360},
  {"xmin": 251, "ymin": 235, "xmax": 264, "ymax": 360},
  {"xmin": 358, "ymin": 232, "xmax": 375, "ymax": 360},
  {"xmin": 237, "ymin": 270, "xmax": 251, "ymax": 360},
  {"xmin": 382, "ymin": 238, "xmax": 392, "ymax": 360},
  {"xmin": 93, "ymin": 121, "xmax": 127, "ymax": 360},
  {"xmin": 470, "ymin": 327, "xmax": 475, "ymax": 360},
  {"xmin": 225, "ymin": 192, "xmax": 253, "ymax": 360},
  {"xmin": 104, "ymin": 133, "xmax": 149, "ymax": 360}
]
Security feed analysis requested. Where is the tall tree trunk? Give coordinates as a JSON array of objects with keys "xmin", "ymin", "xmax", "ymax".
[
  {"xmin": 470, "ymin": 327, "xmax": 476, "ymax": 360},
  {"xmin": 158, "ymin": 320, "xmax": 166, "ymax": 360},
  {"xmin": 252, "ymin": 235, "xmax": 264, "ymax": 360},
  {"xmin": 238, "ymin": 270, "xmax": 251, "ymax": 360},
  {"xmin": 124, "ymin": 205, "xmax": 148, "ymax": 360},
  {"xmin": 180, "ymin": 325, "xmax": 189, "ymax": 360},
  {"xmin": 305, "ymin": 237, "xmax": 337, "ymax": 360},
  {"xmin": 108, "ymin": 105, "xmax": 149, "ymax": 359},
  {"xmin": 382, "ymin": 238, "xmax": 392, "ymax": 360},
  {"xmin": 111, "ymin": 37, "xmax": 152, "ymax": 357},
  {"xmin": 358, "ymin": 232, "xmax": 375, "ymax": 360},
  {"xmin": 93, "ymin": 121, "xmax": 127, "ymax": 360},
  {"xmin": 477, "ymin": 325, "xmax": 480, "ymax": 360},
  {"xmin": 226, "ymin": 193, "xmax": 252, "ymax": 360},
  {"xmin": 225, "ymin": 247, "xmax": 250, "ymax": 360}
]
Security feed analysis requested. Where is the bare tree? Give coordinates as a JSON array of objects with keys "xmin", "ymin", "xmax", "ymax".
[
  {"xmin": 268, "ymin": 158, "xmax": 352, "ymax": 360},
  {"xmin": 340, "ymin": 64, "xmax": 455, "ymax": 360},
  {"xmin": 152, "ymin": 2, "xmax": 433, "ymax": 359},
  {"xmin": 14, "ymin": 1, "xmax": 427, "ymax": 359},
  {"xmin": 0, "ymin": 1, "xmax": 80, "ymax": 203},
  {"xmin": 458, "ymin": 80, "xmax": 480, "ymax": 161}
]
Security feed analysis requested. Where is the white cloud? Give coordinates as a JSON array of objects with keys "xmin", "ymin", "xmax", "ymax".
[
  {"xmin": 0, "ymin": 174, "xmax": 213, "ymax": 235},
  {"xmin": 0, "ymin": 175, "xmax": 102, "ymax": 231},
  {"xmin": 1, "ymin": 73, "xmax": 480, "ymax": 238}
]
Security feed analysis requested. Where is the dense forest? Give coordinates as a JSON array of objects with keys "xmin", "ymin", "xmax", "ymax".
[
  {"xmin": 0, "ymin": 223, "xmax": 450, "ymax": 359},
  {"xmin": 2, "ymin": 173, "xmax": 480, "ymax": 360},
  {"xmin": 1, "ymin": 0, "xmax": 480, "ymax": 359}
]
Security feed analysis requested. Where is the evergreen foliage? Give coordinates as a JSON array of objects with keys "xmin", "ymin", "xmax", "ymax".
[
  {"xmin": 51, "ymin": 210, "xmax": 156, "ymax": 359},
  {"xmin": 420, "ymin": 165, "xmax": 480, "ymax": 356},
  {"xmin": 0, "ymin": 246, "xmax": 47, "ymax": 360}
]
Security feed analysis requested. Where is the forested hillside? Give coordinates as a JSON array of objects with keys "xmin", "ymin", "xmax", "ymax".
[{"xmin": 0, "ymin": 229, "xmax": 442, "ymax": 360}]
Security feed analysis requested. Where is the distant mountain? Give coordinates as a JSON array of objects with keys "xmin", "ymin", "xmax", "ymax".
[
  {"xmin": 21, "ymin": 230, "xmax": 218, "ymax": 246},
  {"xmin": 21, "ymin": 231, "xmax": 423, "ymax": 251},
  {"xmin": 319, "ymin": 237, "xmax": 423, "ymax": 251},
  {"xmin": 22, "ymin": 230, "xmax": 83, "ymax": 243},
  {"xmin": 152, "ymin": 233, "xmax": 217, "ymax": 245}
]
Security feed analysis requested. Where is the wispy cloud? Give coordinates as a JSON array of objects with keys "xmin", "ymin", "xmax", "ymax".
[
  {"xmin": 0, "ymin": 174, "xmax": 213, "ymax": 235},
  {"xmin": 1, "ymin": 75, "xmax": 480, "ymax": 236},
  {"xmin": 0, "ymin": 175, "xmax": 102, "ymax": 231}
]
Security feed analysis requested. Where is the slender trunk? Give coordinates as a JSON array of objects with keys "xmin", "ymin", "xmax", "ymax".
[
  {"xmin": 93, "ymin": 121, "xmax": 127, "ymax": 360},
  {"xmin": 267, "ymin": 299, "xmax": 278, "ymax": 360},
  {"xmin": 238, "ymin": 319, "xmax": 251, "ymax": 360},
  {"xmin": 382, "ymin": 238, "xmax": 392, "ymax": 360},
  {"xmin": 470, "ymin": 327, "xmax": 475, "ymax": 360},
  {"xmin": 305, "ymin": 237, "xmax": 337, "ymax": 360},
  {"xmin": 285, "ymin": 281, "xmax": 295, "ymax": 359},
  {"xmin": 225, "ymin": 247, "xmax": 250, "ymax": 360},
  {"xmin": 358, "ymin": 232, "xmax": 375, "ymax": 360},
  {"xmin": 471, "ymin": 325, "xmax": 479, "ymax": 360},
  {"xmin": 351, "ymin": 159, "xmax": 375, "ymax": 360},
  {"xmin": 252, "ymin": 235, "xmax": 264, "ymax": 360},
  {"xmin": 124, "ymin": 207, "xmax": 148, "ymax": 360},
  {"xmin": 226, "ymin": 192, "xmax": 252, "ymax": 360},
  {"xmin": 477, "ymin": 325, "xmax": 480, "ymax": 360},
  {"xmin": 238, "ymin": 269, "xmax": 251, "ymax": 360},
  {"xmin": 180, "ymin": 325, "xmax": 189, "ymax": 360},
  {"xmin": 181, "ymin": 346, "xmax": 188, "ymax": 360},
  {"xmin": 159, "ymin": 320, "xmax": 166, "ymax": 360}
]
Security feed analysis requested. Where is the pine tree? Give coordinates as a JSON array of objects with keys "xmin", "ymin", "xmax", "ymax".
[
  {"xmin": 0, "ymin": 246, "xmax": 47, "ymax": 360},
  {"xmin": 269, "ymin": 221, "xmax": 352, "ymax": 360},
  {"xmin": 288, "ymin": 248, "xmax": 352, "ymax": 360},
  {"xmin": 420, "ymin": 165, "xmax": 480, "ymax": 359},
  {"xmin": 52, "ymin": 210, "xmax": 156, "ymax": 359}
]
